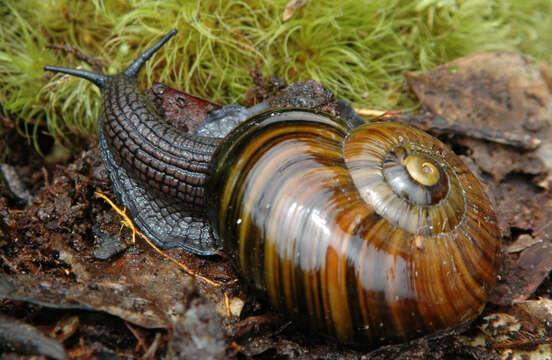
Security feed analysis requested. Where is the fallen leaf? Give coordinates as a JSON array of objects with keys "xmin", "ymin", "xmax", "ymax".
[
  {"xmin": 0, "ymin": 315, "xmax": 68, "ymax": 360},
  {"xmin": 283, "ymin": 0, "xmax": 308, "ymax": 21},
  {"xmin": 406, "ymin": 52, "xmax": 552, "ymax": 136},
  {"xmin": 507, "ymin": 234, "xmax": 543, "ymax": 253},
  {"xmin": 490, "ymin": 239, "xmax": 552, "ymax": 306},
  {"xmin": 406, "ymin": 52, "xmax": 552, "ymax": 183},
  {"xmin": 145, "ymin": 82, "xmax": 221, "ymax": 133}
]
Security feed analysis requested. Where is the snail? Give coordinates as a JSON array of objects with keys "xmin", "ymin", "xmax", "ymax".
[{"xmin": 44, "ymin": 30, "xmax": 501, "ymax": 345}]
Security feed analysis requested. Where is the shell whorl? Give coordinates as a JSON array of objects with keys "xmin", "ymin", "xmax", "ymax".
[
  {"xmin": 344, "ymin": 122, "xmax": 468, "ymax": 236},
  {"xmin": 209, "ymin": 110, "xmax": 501, "ymax": 344}
]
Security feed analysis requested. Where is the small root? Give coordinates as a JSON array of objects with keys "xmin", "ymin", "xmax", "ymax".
[{"xmin": 94, "ymin": 191, "xmax": 227, "ymax": 287}]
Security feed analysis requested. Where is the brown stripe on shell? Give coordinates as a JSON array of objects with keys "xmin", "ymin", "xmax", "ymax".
[
  {"xmin": 445, "ymin": 232, "xmax": 493, "ymax": 314},
  {"xmin": 208, "ymin": 110, "xmax": 501, "ymax": 344}
]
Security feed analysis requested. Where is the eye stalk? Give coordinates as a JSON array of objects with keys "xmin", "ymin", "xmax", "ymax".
[{"xmin": 44, "ymin": 29, "xmax": 178, "ymax": 87}]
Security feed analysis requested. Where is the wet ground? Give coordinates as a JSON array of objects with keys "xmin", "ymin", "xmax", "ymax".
[{"xmin": 1, "ymin": 51, "xmax": 551, "ymax": 359}]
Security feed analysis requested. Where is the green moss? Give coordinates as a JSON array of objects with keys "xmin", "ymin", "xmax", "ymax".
[{"xmin": 0, "ymin": 0, "xmax": 551, "ymax": 154}]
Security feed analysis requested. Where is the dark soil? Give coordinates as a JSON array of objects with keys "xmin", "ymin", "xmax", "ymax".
[{"xmin": 1, "ymin": 51, "xmax": 552, "ymax": 359}]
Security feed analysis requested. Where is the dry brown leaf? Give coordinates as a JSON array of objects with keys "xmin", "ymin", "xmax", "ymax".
[
  {"xmin": 490, "ymin": 238, "xmax": 552, "ymax": 306},
  {"xmin": 406, "ymin": 52, "xmax": 552, "ymax": 184},
  {"xmin": 406, "ymin": 52, "xmax": 552, "ymax": 135},
  {"xmin": 283, "ymin": 0, "xmax": 308, "ymax": 21}
]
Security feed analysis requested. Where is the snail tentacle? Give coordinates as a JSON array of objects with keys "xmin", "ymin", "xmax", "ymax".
[
  {"xmin": 45, "ymin": 30, "xmax": 221, "ymax": 254},
  {"xmin": 42, "ymin": 66, "xmax": 107, "ymax": 87}
]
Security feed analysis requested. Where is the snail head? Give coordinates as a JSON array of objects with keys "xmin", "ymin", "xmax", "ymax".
[{"xmin": 43, "ymin": 29, "xmax": 177, "ymax": 88}]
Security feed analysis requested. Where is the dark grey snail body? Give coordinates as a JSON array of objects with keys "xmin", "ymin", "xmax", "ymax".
[
  {"xmin": 45, "ymin": 30, "xmax": 501, "ymax": 345},
  {"xmin": 49, "ymin": 31, "xmax": 221, "ymax": 254}
]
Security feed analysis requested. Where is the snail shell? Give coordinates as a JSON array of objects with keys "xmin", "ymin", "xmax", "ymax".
[
  {"xmin": 208, "ymin": 109, "xmax": 500, "ymax": 344},
  {"xmin": 44, "ymin": 30, "xmax": 502, "ymax": 345}
]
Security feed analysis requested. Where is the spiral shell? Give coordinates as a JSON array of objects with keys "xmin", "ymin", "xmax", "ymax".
[{"xmin": 208, "ymin": 109, "xmax": 501, "ymax": 344}]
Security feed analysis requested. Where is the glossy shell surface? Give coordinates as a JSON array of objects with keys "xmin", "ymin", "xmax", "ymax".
[{"xmin": 208, "ymin": 109, "xmax": 501, "ymax": 344}]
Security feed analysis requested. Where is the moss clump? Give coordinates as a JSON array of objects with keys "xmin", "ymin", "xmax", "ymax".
[{"xmin": 0, "ymin": 0, "xmax": 551, "ymax": 153}]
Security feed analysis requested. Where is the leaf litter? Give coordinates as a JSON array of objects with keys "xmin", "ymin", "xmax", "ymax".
[{"xmin": 1, "ymin": 51, "xmax": 552, "ymax": 358}]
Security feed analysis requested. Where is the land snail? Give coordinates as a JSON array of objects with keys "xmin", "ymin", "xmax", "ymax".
[{"xmin": 45, "ymin": 30, "xmax": 501, "ymax": 345}]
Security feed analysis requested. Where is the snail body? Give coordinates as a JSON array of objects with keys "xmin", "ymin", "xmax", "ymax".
[{"xmin": 45, "ymin": 30, "xmax": 501, "ymax": 345}]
